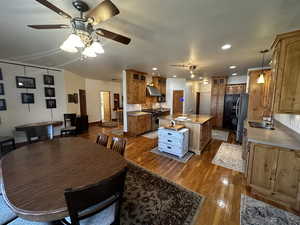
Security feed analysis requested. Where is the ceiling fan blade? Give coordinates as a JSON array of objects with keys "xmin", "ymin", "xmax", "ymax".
[
  {"xmin": 170, "ymin": 65, "xmax": 188, "ymax": 67},
  {"xmin": 87, "ymin": 0, "xmax": 120, "ymax": 25},
  {"xmin": 34, "ymin": 0, "xmax": 72, "ymax": 19},
  {"xmin": 28, "ymin": 24, "xmax": 70, "ymax": 29},
  {"xmin": 96, "ymin": 28, "xmax": 131, "ymax": 45}
]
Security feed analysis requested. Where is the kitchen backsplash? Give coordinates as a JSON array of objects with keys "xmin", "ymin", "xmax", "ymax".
[{"xmin": 274, "ymin": 114, "xmax": 300, "ymax": 134}]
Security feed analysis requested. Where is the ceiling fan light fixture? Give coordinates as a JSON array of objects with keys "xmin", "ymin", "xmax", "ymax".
[
  {"xmin": 60, "ymin": 41, "xmax": 78, "ymax": 53},
  {"xmin": 65, "ymin": 33, "xmax": 85, "ymax": 48},
  {"xmin": 90, "ymin": 41, "xmax": 104, "ymax": 54},
  {"xmin": 82, "ymin": 46, "xmax": 97, "ymax": 57}
]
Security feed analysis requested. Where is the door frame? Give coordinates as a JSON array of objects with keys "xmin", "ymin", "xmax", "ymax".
[
  {"xmin": 100, "ymin": 91, "xmax": 111, "ymax": 122},
  {"xmin": 196, "ymin": 92, "xmax": 200, "ymax": 114}
]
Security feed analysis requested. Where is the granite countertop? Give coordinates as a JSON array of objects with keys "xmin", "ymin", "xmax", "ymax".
[
  {"xmin": 246, "ymin": 120, "xmax": 300, "ymax": 150},
  {"xmin": 160, "ymin": 114, "xmax": 214, "ymax": 124},
  {"xmin": 127, "ymin": 111, "xmax": 152, "ymax": 116}
]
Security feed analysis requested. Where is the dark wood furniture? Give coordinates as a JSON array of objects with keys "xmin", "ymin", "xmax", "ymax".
[
  {"xmin": 61, "ymin": 114, "xmax": 77, "ymax": 136},
  {"xmin": 110, "ymin": 137, "xmax": 126, "ymax": 156},
  {"xmin": 96, "ymin": 133, "xmax": 109, "ymax": 147},
  {"xmin": 0, "ymin": 136, "xmax": 15, "ymax": 157},
  {"xmin": 62, "ymin": 168, "xmax": 127, "ymax": 225},
  {"xmin": 210, "ymin": 76, "xmax": 227, "ymax": 128},
  {"xmin": 15, "ymin": 121, "xmax": 63, "ymax": 143},
  {"xmin": 1, "ymin": 137, "xmax": 127, "ymax": 222},
  {"xmin": 76, "ymin": 115, "xmax": 89, "ymax": 134},
  {"xmin": 127, "ymin": 113, "xmax": 152, "ymax": 136}
]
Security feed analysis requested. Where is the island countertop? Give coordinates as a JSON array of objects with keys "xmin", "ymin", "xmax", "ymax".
[{"xmin": 159, "ymin": 114, "xmax": 214, "ymax": 124}]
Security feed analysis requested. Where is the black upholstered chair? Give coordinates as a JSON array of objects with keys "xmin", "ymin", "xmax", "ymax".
[
  {"xmin": 0, "ymin": 136, "xmax": 16, "ymax": 158},
  {"xmin": 96, "ymin": 133, "xmax": 109, "ymax": 148},
  {"xmin": 61, "ymin": 168, "xmax": 127, "ymax": 225},
  {"xmin": 61, "ymin": 114, "xmax": 77, "ymax": 136},
  {"xmin": 109, "ymin": 137, "xmax": 126, "ymax": 157}
]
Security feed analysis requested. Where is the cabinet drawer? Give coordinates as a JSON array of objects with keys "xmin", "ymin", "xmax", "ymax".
[
  {"xmin": 158, "ymin": 142, "xmax": 187, "ymax": 157},
  {"xmin": 158, "ymin": 129, "xmax": 184, "ymax": 140},
  {"xmin": 159, "ymin": 138, "xmax": 184, "ymax": 147}
]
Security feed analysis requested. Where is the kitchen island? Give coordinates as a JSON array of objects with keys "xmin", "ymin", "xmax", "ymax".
[{"xmin": 159, "ymin": 114, "xmax": 214, "ymax": 155}]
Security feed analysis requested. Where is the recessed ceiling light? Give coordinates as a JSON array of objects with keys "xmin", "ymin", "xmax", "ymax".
[
  {"xmin": 232, "ymin": 73, "xmax": 238, "ymax": 76},
  {"xmin": 152, "ymin": 67, "xmax": 158, "ymax": 71},
  {"xmin": 229, "ymin": 65, "xmax": 237, "ymax": 69},
  {"xmin": 199, "ymin": 76, "xmax": 203, "ymax": 80},
  {"xmin": 190, "ymin": 74, "xmax": 195, "ymax": 78},
  {"xmin": 221, "ymin": 44, "xmax": 232, "ymax": 50},
  {"xmin": 173, "ymin": 75, "xmax": 177, "ymax": 78}
]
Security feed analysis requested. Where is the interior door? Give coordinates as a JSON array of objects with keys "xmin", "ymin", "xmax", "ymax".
[
  {"xmin": 173, "ymin": 90, "xmax": 184, "ymax": 114},
  {"xmin": 196, "ymin": 92, "xmax": 200, "ymax": 114},
  {"xmin": 100, "ymin": 92, "xmax": 111, "ymax": 121},
  {"xmin": 79, "ymin": 89, "xmax": 87, "ymax": 116}
]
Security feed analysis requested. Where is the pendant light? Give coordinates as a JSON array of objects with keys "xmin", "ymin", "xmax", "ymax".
[{"xmin": 257, "ymin": 49, "xmax": 269, "ymax": 84}]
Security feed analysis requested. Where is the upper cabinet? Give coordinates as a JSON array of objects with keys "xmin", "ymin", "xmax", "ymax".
[
  {"xmin": 126, "ymin": 70, "xmax": 147, "ymax": 104},
  {"xmin": 271, "ymin": 30, "xmax": 300, "ymax": 114},
  {"xmin": 153, "ymin": 76, "xmax": 167, "ymax": 100}
]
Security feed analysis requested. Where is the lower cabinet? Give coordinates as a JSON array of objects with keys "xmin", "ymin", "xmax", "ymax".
[
  {"xmin": 127, "ymin": 114, "xmax": 152, "ymax": 136},
  {"xmin": 246, "ymin": 143, "xmax": 300, "ymax": 211}
]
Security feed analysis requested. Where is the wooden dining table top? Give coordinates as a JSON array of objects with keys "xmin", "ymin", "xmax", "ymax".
[{"xmin": 1, "ymin": 137, "xmax": 127, "ymax": 222}]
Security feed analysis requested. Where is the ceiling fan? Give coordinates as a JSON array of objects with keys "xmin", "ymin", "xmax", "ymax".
[
  {"xmin": 28, "ymin": 0, "xmax": 131, "ymax": 58},
  {"xmin": 170, "ymin": 64, "xmax": 199, "ymax": 78}
]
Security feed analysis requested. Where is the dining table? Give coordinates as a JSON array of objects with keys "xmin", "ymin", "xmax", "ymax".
[{"xmin": 0, "ymin": 137, "xmax": 127, "ymax": 223}]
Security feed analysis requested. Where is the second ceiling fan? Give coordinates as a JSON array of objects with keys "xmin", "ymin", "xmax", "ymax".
[{"xmin": 29, "ymin": 0, "xmax": 131, "ymax": 57}]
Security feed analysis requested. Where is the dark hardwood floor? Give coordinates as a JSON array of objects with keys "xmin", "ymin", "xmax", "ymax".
[{"xmin": 1, "ymin": 125, "xmax": 298, "ymax": 225}]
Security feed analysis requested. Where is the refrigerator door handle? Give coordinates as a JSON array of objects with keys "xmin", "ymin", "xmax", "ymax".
[{"xmin": 236, "ymin": 97, "xmax": 240, "ymax": 117}]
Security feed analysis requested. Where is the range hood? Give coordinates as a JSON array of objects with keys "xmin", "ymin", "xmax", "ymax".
[{"xmin": 146, "ymin": 85, "xmax": 161, "ymax": 97}]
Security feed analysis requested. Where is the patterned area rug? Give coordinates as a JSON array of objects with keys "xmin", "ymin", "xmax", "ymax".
[
  {"xmin": 212, "ymin": 143, "xmax": 245, "ymax": 173},
  {"xmin": 142, "ymin": 131, "xmax": 158, "ymax": 139},
  {"xmin": 150, "ymin": 147, "xmax": 194, "ymax": 163},
  {"xmin": 212, "ymin": 129, "xmax": 229, "ymax": 141},
  {"xmin": 240, "ymin": 194, "xmax": 300, "ymax": 225},
  {"xmin": 121, "ymin": 162, "xmax": 204, "ymax": 225}
]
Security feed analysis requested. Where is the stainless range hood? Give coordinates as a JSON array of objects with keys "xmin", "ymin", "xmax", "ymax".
[{"xmin": 146, "ymin": 85, "xmax": 161, "ymax": 97}]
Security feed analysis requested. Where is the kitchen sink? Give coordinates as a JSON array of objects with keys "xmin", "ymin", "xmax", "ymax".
[{"xmin": 248, "ymin": 121, "xmax": 275, "ymax": 130}]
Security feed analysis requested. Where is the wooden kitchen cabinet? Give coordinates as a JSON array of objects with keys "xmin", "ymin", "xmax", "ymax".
[
  {"xmin": 210, "ymin": 76, "xmax": 227, "ymax": 128},
  {"xmin": 152, "ymin": 76, "xmax": 167, "ymax": 102},
  {"xmin": 271, "ymin": 30, "xmax": 300, "ymax": 114},
  {"xmin": 127, "ymin": 114, "xmax": 152, "ymax": 136},
  {"xmin": 126, "ymin": 70, "xmax": 147, "ymax": 104},
  {"xmin": 246, "ymin": 143, "xmax": 300, "ymax": 211}
]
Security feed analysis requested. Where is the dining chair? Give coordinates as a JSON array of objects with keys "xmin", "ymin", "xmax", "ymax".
[
  {"xmin": 61, "ymin": 168, "xmax": 127, "ymax": 225},
  {"xmin": 110, "ymin": 137, "xmax": 126, "ymax": 157},
  {"xmin": 96, "ymin": 133, "xmax": 109, "ymax": 148},
  {"xmin": 61, "ymin": 114, "xmax": 77, "ymax": 137},
  {"xmin": 0, "ymin": 193, "xmax": 17, "ymax": 224}
]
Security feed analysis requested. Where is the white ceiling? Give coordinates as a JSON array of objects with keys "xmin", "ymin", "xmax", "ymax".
[{"xmin": 1, "ymin": 0, "xmax": 300, "ymax": 80}]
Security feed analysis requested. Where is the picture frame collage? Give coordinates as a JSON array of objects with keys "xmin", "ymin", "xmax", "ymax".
[
  {"xmin": 0, "ymin": 68, "xmax": 6, "ymax": 111},
  {"xmin": 44, "ymin": 74, "xmax": 56, "ymax": 109}
]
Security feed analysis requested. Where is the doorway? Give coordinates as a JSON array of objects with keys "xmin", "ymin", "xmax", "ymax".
[
  {"xmin": 79, "ymin": 89, "xmax": 87, "ymax": 116},
  {"xmin": 172, "ymin": 90, "xmax": 184, "ymax": 114},
  {"xmin": 100, "ymin": 91, "xmax": 111, "ymax": 122},
  {"xmin": 196, "ymin": 92, "xmax": 200, "ymax": 114}
]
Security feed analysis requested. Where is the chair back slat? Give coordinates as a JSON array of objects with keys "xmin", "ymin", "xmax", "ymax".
[
  {"xmin": 96, "ymin": 133, "xmax": 109, "ymax": 147},
  {"xmin": 64, "ymin": 168, "xmax": 127, "ymax": 225},
  {"xmin": 110, "ymin": 137, "xmax": 126, "ymax": 156}
]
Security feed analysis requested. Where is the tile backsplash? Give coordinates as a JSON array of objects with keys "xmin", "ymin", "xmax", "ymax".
[{"xmin": 274, "ymin": 114, "xmax": 300, "ymax": 134}]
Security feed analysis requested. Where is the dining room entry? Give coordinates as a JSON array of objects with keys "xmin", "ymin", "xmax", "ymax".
[{"xmin": 100, "ymin": 91, "xmax": 111, "ymax": 122}]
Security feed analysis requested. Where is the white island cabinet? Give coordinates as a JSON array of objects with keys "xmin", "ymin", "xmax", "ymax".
[{"xmin": 158, "ymin": 127, "xmax": 189, "ymax": 158}]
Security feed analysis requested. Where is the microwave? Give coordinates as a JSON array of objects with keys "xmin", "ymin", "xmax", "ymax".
[{"xmin": 157, "ymin": 94, "xmax": 166, "ymax": 102}]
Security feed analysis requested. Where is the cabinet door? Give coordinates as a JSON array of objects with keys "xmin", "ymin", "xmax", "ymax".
[
  {"xmin": 278, "ymin": 37, "xmax": 300, "ymax": 113},
  {"xmin": 139, "ymin": 75, "xmax": 146, "ymax": 104},
  {"xmin": 248, "ymin": 144, "xmax": 279, "ymax": 194},
  {"xmin": 273, "ymin": 150, "xmax": 300, "ymax": 201}
]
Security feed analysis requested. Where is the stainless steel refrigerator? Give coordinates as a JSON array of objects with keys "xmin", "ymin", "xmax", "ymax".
[{"xmin": 236, "ymin": 93, "xmax": 249, "ymax": 143}]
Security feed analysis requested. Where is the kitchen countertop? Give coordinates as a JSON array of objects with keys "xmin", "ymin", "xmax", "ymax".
[
  {"xmin": 246, "ymin": 120, "xmax": 300, "ymax": 150},
  {"xmin": 160, "ymin": 114, "xmax": 214, "ymax": 124},
  {"xmin": 127, "ymin": 111, "xmax": 152, "ymax": 116}
]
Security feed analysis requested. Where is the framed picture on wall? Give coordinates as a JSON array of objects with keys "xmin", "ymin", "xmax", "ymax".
[
  {"xmin": 0, "ymin": 83, "xmax": 4, "ymax": 95},
  {"xmin": 16, "ymin": 76, "xmax": 36, "ymax": 89},
  {"xmin": 0, "ymin": 68, "xmax": 3, "ymax": 80},
  {"xmin": 46, "ymin": 99, "xmax": 56, "ymax": 108},
  {"xmin": 68, "ymin": 94, "xmax": 75, "ymax": 103},
  {"xmin": 44, "ymin": 87, "xmax": 55, "ymax": 97},
  {"xmin": 21, "ymin": 93, "xmax": 35, "ymax": 104},
  {"xmin": 73, "ymin": 93, "xmax": 78, "ymax": 104},
  {"xmin": 43, "ymin": 75, "xmax": 54, "ymax": 85},
  {"xmin": 0, "ymin": 99, "xmax": 6, "ymax": 111}
]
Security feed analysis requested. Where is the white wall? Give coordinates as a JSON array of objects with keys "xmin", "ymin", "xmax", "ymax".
[
  {"xmin": 64, "ymin": 70, "xmax": 85, "ymax": 114},
  {"xmin": 166, "ymin": 78, "xmax": 187, "ymax": 114},
  {"xmin": 274, "ymin": 114, "xmax": 300, "ymax": 134},
  {"xmin": 85, "ymin": 78, "xmax": 121, "ymax": 123},
  {"xmin": 0, "ymin": 61, "xmax": 66, "ymax": 143}
]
